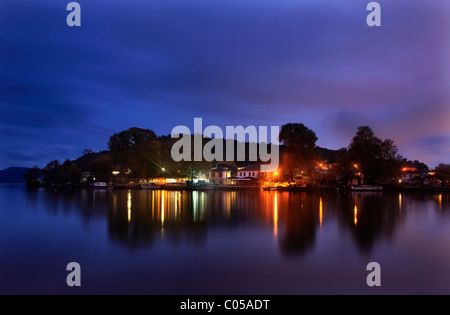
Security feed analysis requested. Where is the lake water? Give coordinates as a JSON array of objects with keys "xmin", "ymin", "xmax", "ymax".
[{"xmin": 0, "ymin": 184, "xmax": 449, "ymax": 294}]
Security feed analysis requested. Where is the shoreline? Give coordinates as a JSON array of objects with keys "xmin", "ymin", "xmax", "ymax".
[{"xmin": 15, "ymin": 182, "xmax": 450, "ymax": 194}]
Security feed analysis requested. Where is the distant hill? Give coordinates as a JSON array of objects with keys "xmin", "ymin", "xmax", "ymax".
[{"xmin": 0, "ymin": 167, "xmax": 30, "ymax": 183}]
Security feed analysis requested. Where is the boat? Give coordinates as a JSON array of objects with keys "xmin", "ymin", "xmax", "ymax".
[
  {"xmin": 90, "ymin": 182, "xmax": 110, "ymax": 189},
  {"xmin": 351, "ymin": 185, "xmax": 383, "ymax": 192},
  {"xmin": 141, "ymin": 183, "xmax": 162, "ymax": 190}
]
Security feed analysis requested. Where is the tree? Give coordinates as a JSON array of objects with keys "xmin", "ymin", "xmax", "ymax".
[
  {"xmin": 89, "ymin": 155, "xmax": 114, "ymax": 182},
  {"xmin": 407, "ymin": 160, "xmax": 429, "ymax": 174},
  {"xmin": 42, "ymin": 160, "xmax": 61, "ymax": 184},
  {"xmin": 82, "ymin": 149, "xmax": 94, "ymax": 156},
  {"xmin": 347, "ymin": 126, "xmax": 403, "ymax": 184},
  {"xmin": 41, "ymin": 160, "xmax": 81, "ymax": 184},
  {"xmin": 279, "ymin": 123, "xmax": 318, "ymax": 180},
  {"xmin": 336, "ymin": 148, "xmax": 354, "ymax": 185},
  {"xmin": 108, "ymin": 128, "xmax": 158, "ymax": 151},
  {"xmin": 59, "ymin": 159, "xmax": 81, "ymax": 184},
  {"xmin": 434, "ymin": 164, "xmax": 450, "ymax": 185},
  {"xmin": 108, "ymin": 127, "xmax": 161, "ymax": 178},
  {"xmin": 23, "ymin": 166, "xmax": 41, "ymax": 186}
]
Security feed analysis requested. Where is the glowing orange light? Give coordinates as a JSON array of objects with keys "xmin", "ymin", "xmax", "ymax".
[
  {"xmin": 127, "ymin": 190, "xmax": 132, "ymax": 223},
  {"xmin": 161, "ymin": 190, "xmax": 165, "ymax": 226},
  {"xmin": 319, "ymin": 197, "xmax": 323, "ymax": 228},
  {"xmin": 274, "ymin": 193, "xmax": 278, "ymax": 239}
]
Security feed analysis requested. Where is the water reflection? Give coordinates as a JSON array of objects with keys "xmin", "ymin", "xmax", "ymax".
[
  {"xmin": 319, "ymin": 197, "xmax": 323, "ymax": 229},
  {"xmin": 339, "ymin": 192, "xmax": 407, "ymax": 254},
  {"xmin": 278, "ymin": 193, "xmax": 319, "ymax": 257},
  {"xmin": 27, "ymin": 188, "xmax": 450, "ymax": 256},
  {"xmin": 273, "ymin": 193, "xmax": 278, "ymax": 239}
]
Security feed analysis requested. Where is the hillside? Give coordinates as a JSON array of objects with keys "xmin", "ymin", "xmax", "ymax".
[{"xmin": 0, "ymin": 167, "xmax": 30, "ymax": 183}]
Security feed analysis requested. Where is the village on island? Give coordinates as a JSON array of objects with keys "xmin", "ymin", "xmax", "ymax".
[
  {"xmin": 84, "ymin": 162, "xmax": 447, "ymax": 193},
  {"xmin": 22, "ymin": 124, "xmax": 450, "ymax": 193}
]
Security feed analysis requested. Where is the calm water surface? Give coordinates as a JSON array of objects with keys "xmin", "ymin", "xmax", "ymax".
[{"xmin": 0, "ymin": 184, "xmax": 449, "ymax": 294}]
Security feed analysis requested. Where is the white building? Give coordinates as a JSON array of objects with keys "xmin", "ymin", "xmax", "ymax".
[
  {"xmin": 209, "ymin": 165, "xmax": 232, "ymax": 186},
  {"xmin": 236, "ymin": 165, "xmax": 277, "ymax": 180}
]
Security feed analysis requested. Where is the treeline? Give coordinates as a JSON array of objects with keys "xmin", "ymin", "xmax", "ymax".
[
  {"xmin": 280, "ymin": 124, "xmax": 404, "ymax": 184},
  {"xmin": 23, "ymin": 124, "xmax": 450, "ymax": 187},
  {"xmin": 24, "ymin": 127, "xmax": 283, "ymax": 185}
]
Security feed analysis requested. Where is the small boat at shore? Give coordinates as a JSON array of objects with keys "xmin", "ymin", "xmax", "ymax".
[
  {"xmin": 90, "ymin": 182, "xmax": 110, "ymax": 189},
  {"xmin": 351, "ymin": 185, "xmax": 383, "ymax": 192}
]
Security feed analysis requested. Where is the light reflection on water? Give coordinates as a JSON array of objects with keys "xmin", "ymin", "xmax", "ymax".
[{"xmin": 0, "ymin": 184, "xmax": 449, "ymax": 294}]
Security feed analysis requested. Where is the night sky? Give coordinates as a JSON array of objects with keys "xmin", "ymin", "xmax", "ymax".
[{"xmin": 1, "ymin": 0, "xmax": 449, "ymax": 169}]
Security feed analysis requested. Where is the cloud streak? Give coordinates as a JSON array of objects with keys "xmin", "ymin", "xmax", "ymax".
[{"xmin": 0, "ymin": 0, "xmax": 449, "ymax": 168}]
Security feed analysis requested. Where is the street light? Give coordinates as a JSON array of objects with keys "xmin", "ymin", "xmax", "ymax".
[{"xmin": 273, "ymin": 171, "xmax": 278, "ymax": 183}]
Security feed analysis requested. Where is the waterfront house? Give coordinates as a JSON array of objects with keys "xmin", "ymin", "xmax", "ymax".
[
  {"xmin": 316, "ymin": 162, "xmax": 337, "ymax": 172},
  {"xmin": 314, "ymin": 161, "xmax": 339, "ymax": 187},
  {"xmin": 399, "ymin": 167, "xmax": 424, "ymax": 186},
  {"xmin": 209, "ymin": 164, "xmax": 232, "ymax": 186},
  {"xmin": 237, "ymin": 165, "xmax": 260, "ymax": 178},
  {"xmin": 233, "ymin": 164, "xmax": 278, "ymax": 187},
  {"xmin": 350, "ymin": 171, "xmax": 365, "ymax": 186},
  {"xmin": 236, "ymin": 165, "xmax": 277, "ymax": 180}
]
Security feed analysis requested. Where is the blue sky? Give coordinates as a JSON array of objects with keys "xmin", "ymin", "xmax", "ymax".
[{"xmin": 0, "ymin": 0, "xmax": 449, "ymax": 169}]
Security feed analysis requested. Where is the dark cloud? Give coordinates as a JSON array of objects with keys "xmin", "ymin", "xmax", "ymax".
[{"xmin": 0, "ymin": 0, "xmax": 449, "ymax": 168}]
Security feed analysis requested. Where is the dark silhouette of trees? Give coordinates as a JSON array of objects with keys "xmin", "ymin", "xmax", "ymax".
[
  {"xmin": 108, "ymin": 127, "xmax": 161, "ymax": 178},
  {"xmin": 74, "ymin": 151, "xmax": 114, "ymax": 182},
  {"xmin": 23, "ymin": 166, "xmax": 41, "ymax": 187},
  {"xmin": 42, "ymin": 160, "xmax": 60, "ymax": 184},
  {"xmin": 435, "ymin": 164, "xmax": 450, "ymax": 186},
  {"xmin": 82, "ymin": 149, "xmax": 94, "ymax": 156},
  {"xmin": 90, "ymin": 155, "xmax": 114, "ymax": 181},
  {"xmin": 41, "ymin": 159, "xmax": 80, "ymax": 184},
  {"xmin": 336, "ymin": 148, "xmax": 354, "ymax": 185},
  {"xmin": 60, "ymin": 159, "xmax": 81, "ymax": 184},
  {"xmin": 405, "ymin": 160, "xmax": 429, "ymax": 174},
  {"xmin": 279, "ymin": 123, "xmax": 318, "ymax": 180},
  {"xmin": 344, "ymin": 126, "xmax": 403, "ymax": 184}
]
